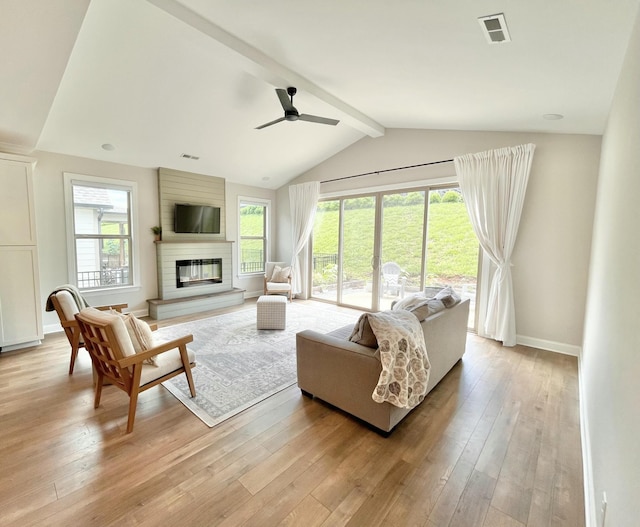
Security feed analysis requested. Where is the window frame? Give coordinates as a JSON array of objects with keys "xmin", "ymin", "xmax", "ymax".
[
  {"xmin": 237, "ymin": 197, "xmax": 270, "ymax": 277},
  {"xmin": 63, "ymin": 172, "xmax": 140, "ymax": 293}
]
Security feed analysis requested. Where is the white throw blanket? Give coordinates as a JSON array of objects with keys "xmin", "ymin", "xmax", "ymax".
[{"xmin": 366, "ymin": 310, "xmax": 431, "ymax": 409}]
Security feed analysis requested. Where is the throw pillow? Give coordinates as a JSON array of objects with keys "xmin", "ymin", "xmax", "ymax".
[
  {"xmin": 270, "ymin": 265, "xmax": 291, "ymax": 283},
  {"xmin": 348, "ymin": 313, "xmax": 378, "ymax": 348},
  {"xmin": 391, "ymin": 295, "xmax": 446, "ymax": 321},
  {"xmin": 390, "ymin": 293, "xmax": 427, "ymax": 311},
  {"xmin": 424, "ymin": 286, "xmax": 444, "ymax": 299},
  {"xmin": 435, "ymin": 286, "xmax": 461, "ymax": 308},
  {"xmin": 116, "ymin": 312, "xmax": 158, "ymax": 366}
]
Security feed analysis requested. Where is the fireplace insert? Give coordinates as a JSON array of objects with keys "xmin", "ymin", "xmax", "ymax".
[{"xmin": 176, "ymin": 258, "xmax": 222, "ymax": 288}]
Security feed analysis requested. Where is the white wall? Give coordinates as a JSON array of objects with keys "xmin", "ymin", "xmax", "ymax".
[
  {"xmin": 34, "ymin": 151, "xmax": 161, "ymax": 330},
  {"xmin": 34, "ymin": 152, "xmax": 277, "ymax": 332},
  {"xmin": 225, "ymin": 181, "xmax": 278, "ymax": 298},
  {"xmin": 280, "ymin": 129, "xmax": 600, "ymax": 350},
  {"xmin": 581, "ymin": 5, "xmax": 640, "ymax": 526}
]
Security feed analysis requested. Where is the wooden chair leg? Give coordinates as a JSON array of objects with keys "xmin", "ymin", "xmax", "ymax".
[
  {"xmin": 178, "ymin": 345, "xmax": 196, "ymax": 398},
  {"xmin": 69, "ymin": 332, "xmax": 81, "ymax": 375},
  {"xmin": 126, "ymin": 387, "xmax": 140, "ymax": 434},
  {"xmin": 184, "ymin": 366, "xmax": 196, "ymax": 398},
  {"xmin": 94, "ymin": 374, "xmax": 104, "ymax": 408},
  {"xmin": 126, "ymin": 365, "xmax": 143, "ymax": 433}
]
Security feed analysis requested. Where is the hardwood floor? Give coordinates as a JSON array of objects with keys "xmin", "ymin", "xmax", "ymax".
[{"xmin": 0, "ymin": 300, "xmax": 585, "ymax": 526}]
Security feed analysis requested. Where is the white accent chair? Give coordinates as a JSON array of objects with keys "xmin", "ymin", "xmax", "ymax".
[{"xmin": 264, "ymin": 261, "xmax": 293, "ymax": 301}]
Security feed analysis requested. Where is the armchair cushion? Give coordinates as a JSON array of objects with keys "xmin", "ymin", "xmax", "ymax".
[
  {"xmin": 56, "ymin": 290, "xmax": 80, "ymax": 319},
  {"xmin": 78, "ymin": 307, "xmax": 136, "ymax": 357},
  {"xmin": 119, "ymin": 312, "xmax": 157, "ymax": 366},
  {"xmin": 139, "ymin": 346, "xmax": 196, "ymax": 386},
  {"xmin": 270, "ymin": 265, "xmax": 291, "ymax": 283}
]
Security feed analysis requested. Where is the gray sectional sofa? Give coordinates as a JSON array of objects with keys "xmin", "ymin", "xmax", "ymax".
[{"xmin": 295, "ymin": 298, "xmax": 470, "ymax": 434}]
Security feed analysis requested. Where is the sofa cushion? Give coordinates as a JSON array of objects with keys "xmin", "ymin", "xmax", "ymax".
[{"xmin": 348, "ymin": 313, "xmax": 378, "ymax": 348}]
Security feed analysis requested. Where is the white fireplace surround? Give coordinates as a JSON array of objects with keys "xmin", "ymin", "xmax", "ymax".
[{"xmin": 156, "ymin": 241, "xmax": 233, "ymax": 300}]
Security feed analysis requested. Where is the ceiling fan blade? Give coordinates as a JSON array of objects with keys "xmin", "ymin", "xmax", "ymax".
[
  {"xmin": 255, "ymin": 116, "xmax": 286, "ymax": 130},
  {"xmin": 276, "ymin": 88, "xmax": 295, "ymax": 112},
  {"xmin": 298, "ymin": 114, "xmax": 340, "ymax": 126}
]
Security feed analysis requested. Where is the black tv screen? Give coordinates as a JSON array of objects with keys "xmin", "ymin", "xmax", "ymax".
[{"xmin": 174, "ymin": 204, "xmax": 221, "ymax": 234}]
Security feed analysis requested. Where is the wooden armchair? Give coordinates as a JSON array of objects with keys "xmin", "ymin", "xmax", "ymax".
[
  {"xmin": 75, "ymin": 307, "xmax": 196, "ymax": 433},
  {"xmin": 48, "ymin": 289, "xmax": 127, "ymax": 374},
  {"xmin": 264, "ymin": 261, "xmax": 293, "ymax": 301}
]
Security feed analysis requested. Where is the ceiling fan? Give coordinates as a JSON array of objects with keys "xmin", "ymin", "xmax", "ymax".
[{"xmin": 255, "ymin": 87, "xmax": 339, "ymax": 130}]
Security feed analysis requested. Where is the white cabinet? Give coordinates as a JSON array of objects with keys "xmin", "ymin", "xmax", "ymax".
[{"xmin": 0, "ymin": 153, "xmax": 42, "ymax": 349}]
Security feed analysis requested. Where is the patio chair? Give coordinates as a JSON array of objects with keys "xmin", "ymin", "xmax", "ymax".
[
  {"xmin": 75, "ymin": 307, "xmax": 196, "ymax": 433},
  {"xmin": 381, "ymin": 262, "xmax": 406, "ymax": 298}
]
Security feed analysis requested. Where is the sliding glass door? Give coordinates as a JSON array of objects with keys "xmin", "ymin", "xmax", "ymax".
[
  {"xmin": 341, "ymin": 196, "xmax": 377, "ymax": 309},
  {"xmin": 310, "ymin": 185, "xmax": 479, "ymax": 329},
  {"xmin": 379, "ymin": 191, "xmax": 426, "ymax": 310}
]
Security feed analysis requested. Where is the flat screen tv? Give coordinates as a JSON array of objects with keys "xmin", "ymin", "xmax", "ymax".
[{"xmin": 174, "ymin": 203, "xmax": 221, "ymax": 234}]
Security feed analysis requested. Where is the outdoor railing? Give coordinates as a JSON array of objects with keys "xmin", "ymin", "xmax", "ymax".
[{"xmin": 77, "ymin": 268, "xmax": 129, "ymax": 289}]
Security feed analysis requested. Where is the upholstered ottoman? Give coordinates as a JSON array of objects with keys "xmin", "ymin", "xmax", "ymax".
[{"xmin": 256, "ymin": 295, "xmax": 287, "ymax": 330}]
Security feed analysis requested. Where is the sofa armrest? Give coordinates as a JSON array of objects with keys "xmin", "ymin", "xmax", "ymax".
[{"xmin": 296, "ymin": 330, "xmax": 381, "ymax": 400}]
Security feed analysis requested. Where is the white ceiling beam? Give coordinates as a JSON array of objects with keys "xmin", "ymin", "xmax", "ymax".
[{"xmin": 146, "ymin": 0, "xmax": 385, "ymax": 138}]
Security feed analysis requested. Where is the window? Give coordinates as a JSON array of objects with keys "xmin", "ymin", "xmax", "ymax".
[
  {"xmin": 64, "ymin": 173, "xmax": 137, "ymax": 291},
  {"xmin": 238, "ymin": 198, "xmax": 268, "ymax": 275}
]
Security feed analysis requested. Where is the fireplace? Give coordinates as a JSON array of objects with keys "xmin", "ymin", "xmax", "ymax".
[{"xmin": 176, "ymin": 258, "xmax": 222, "ymax": 288}]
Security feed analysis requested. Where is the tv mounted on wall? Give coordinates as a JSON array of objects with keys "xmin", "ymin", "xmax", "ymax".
[{"xmin": 174, "ymin": 203, "xmax": 221, "ymax": 234}]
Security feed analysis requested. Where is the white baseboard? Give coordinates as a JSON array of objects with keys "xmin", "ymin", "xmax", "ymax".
[
  {"xmin": 517, "ymin": 334, "xmax": 594, "ymax": 525},
  {"xmin": 578, "ymin": 355, "xmax": 596, "ymax": 527},
  {"xmin": 516, "ymin": 334, "xmax": 581, "ymax": 357},
  {"xmin": 44, "ymin": 323, "xmax": 63, "ymax": 335}
]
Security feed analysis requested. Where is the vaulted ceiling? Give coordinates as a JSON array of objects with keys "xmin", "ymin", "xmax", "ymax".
[{"xmin": 2, "ymin": 0, "xmax": 638, "ymax": 188}]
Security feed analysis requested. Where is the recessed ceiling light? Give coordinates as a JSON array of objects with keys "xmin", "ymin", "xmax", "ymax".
[
  {"xmin": 543, "ymin": 114, "xmax": 564, "ymax": 120},
  {"xmin": 101, "ymin": 143, "xmax": 115, "ymax": 151}
]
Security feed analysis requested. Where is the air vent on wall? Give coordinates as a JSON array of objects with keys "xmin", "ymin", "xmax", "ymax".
[{"xmin": 478, "ymin": 13, "xmax": 511, "ymax": 44}]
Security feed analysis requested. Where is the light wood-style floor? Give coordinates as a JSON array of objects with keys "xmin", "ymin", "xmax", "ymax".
[{"xmin": 0, "ymin": 300, "xmax": 584, "ymax": 527}]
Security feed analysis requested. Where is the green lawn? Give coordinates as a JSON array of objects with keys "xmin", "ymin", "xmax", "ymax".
[
  {"xmin": 313, "ymin": 202, "xmax": 478, "ymax": 284},
  {"xmin": 240, "ymin": 201, "xmax": 479, "ymax": 285}
]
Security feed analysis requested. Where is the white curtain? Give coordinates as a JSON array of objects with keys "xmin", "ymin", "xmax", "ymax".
[
  {"xmin": 454, "ymin": 144, "xmax": 536, "ymax": 346},
  {"xmin": 289, "ymin": 181, "xmax": 321, "ymax": 296}
]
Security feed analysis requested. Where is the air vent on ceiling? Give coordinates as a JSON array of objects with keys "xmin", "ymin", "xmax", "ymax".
[
  {"xmin": 180, "ymin": 153, "xmax": 200, "ymax": 160},
  {"xmin": 478, "ymin": 13, "xmax": 511, "ymax": 44}
]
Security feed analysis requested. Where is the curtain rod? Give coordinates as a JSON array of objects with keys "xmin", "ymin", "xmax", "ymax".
[{"xmin": 320, "ymin": 158, "xmax": 454, "ymax": 184}]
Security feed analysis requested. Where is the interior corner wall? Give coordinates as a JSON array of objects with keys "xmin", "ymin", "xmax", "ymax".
[
  {"xmin": 581, "ymin": 5, "xmax": 640, "ymax": 526},
  {"xmin": 32, "ymin": 151, "xmax": 160, "ymax": 330},
  {"xmin": 281, "ymin": 129, "xmax": 600, "ymax": 349}
]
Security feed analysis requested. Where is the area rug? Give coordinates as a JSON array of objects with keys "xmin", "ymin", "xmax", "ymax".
[{"xmin": 153, "ymin": 302, "xmax": 360, "ymax": 427}]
